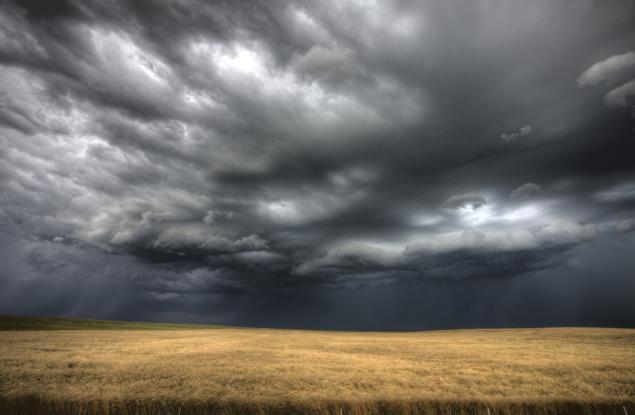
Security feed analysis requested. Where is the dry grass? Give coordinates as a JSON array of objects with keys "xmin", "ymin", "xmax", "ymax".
[{"xmin": 1, "ymin": 326, "xmax": 634, "ymax": 414}]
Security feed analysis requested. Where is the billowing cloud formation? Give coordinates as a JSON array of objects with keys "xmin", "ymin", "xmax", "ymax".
[
  {"xmin": 578, "ymin": 51, "xmax": 635, "ymax": 115},
  {"xmin": 295, "ymin": 218, "xmax": 623, "ymax": 282},
  {"xmin": 577, "ymin": 52, "xmax": 635, "ymax": 87},
  {"xmin": 1, "ymin": 0, "xmax": 634, "ymax": 328}
]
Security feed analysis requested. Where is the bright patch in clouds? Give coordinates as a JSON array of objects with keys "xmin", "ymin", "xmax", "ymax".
[
  {"xmin": 456, "ymin": 204, "xmax": 494, "ymax": 226},
  {"xmin": 500, "ymin": 205, "xmax": 541, "ymax": 222}
]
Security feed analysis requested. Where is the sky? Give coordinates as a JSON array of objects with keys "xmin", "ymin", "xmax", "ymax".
[{"xmin": 0, "ymin": 0, "xmax": 634, "ymax": 330}]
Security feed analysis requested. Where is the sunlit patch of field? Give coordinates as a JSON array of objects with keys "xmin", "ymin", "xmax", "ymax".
[{"xmin": 0, "ymin": 317, "xmax": 633, "ymax": 414}]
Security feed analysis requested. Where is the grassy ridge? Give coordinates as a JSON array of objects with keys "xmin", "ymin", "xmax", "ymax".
[{"xmin": 0, "ymin": 314, "xmax": 222, "ymax": 330}]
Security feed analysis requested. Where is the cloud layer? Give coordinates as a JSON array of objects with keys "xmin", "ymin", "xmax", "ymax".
[{"xmin": 1, "ymin": 0, "xmax": 634, "ymax": 328}]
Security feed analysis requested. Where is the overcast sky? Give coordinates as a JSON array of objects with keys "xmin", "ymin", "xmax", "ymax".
[{"xmin": 1, "ymin": 0, "xmax": 634, "ymax": 329}]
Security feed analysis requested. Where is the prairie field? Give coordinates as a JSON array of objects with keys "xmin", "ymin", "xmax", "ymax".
[{"xmin": 0, "ymin": 317, "xmax": 634, "ymax": 415}]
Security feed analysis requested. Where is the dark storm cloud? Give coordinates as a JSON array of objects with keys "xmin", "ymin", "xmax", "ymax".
[{"xmin": 1, "ymin": 0, "xmax": 634, "ymax": 328}]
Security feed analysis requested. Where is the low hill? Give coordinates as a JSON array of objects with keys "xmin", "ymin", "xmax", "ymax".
[{"xmin": 0, "ymin": 314, "xmax": 222, "ymax": 330}]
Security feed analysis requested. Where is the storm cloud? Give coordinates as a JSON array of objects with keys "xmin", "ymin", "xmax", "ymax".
[{"xmin": 0, "ymin": 0, "xmax": 634, "ymax": 329}]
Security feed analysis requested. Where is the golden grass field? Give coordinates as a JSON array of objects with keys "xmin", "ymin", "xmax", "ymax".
[{"xmin": 0, "ymin": 318, "xmax": 634, "ymax": 414}]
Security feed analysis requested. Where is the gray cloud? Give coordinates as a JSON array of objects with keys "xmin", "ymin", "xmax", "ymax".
[
  {"xmin": 1, "ymin": 0, "xmax": 634, "ymax": 328},
  {"xmin": 577, "ymin": 51, "xmax": 635, "ymax": 87},
  {"xmin": 501, "ymin": 125, "xmax": 532, "ymax": 143},
  {"xmin": 605, "ymin": 79, "xmax": 635, "ymax": 112},
  {"xmin": 442, "ymin": 193, "xmax": 487, "ymax": 210},
  {"xmin": 595, "ymin": 182, "xmax": 635, "ymax": 203},
  {"xmin": 578, "ymin": 51, "xmax": 635, "ymax": 116},
  {"xmin": 510, "ymin": 183, "xmax": 542, "ymax": 200}
]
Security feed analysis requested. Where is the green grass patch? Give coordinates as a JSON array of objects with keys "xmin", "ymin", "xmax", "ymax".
[{"xmin": 0, "ymin": 314, "xmax": 223, "ymax": 330}]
